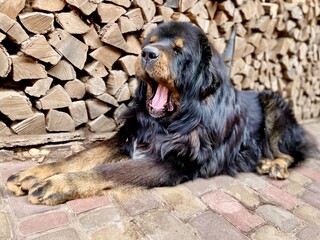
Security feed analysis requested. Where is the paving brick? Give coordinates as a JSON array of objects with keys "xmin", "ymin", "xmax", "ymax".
[
  {"xmin": 251, "ymin": 225, "xmax": 291, "ymax": 240},
  {"xmin": 19, "ymin": 212, "xmax": 69, "ymax": 236},
  {"xmin": 288, "ymin": 170, "xmax": 313, "ymax": 186},
  {"xmin": 282, "ymin": 182, "xmax": 305, "ymax": 196},
  {"xmin": 293, "ymin": 204, "xmax": 320, "ymax": 225},
  {"xmin": 307, "ymin": 182, "xmax": 320, "ymax": 193},
  {"xmin": 118, "ymin": 191, "xmax": 160, "ymax": 216},
  {"xmin": 29, "ymin": 228, "xmax": 81, "ymax": 240},
  {"xmin": 267, "ymin": 178, "xmax": 289, "ymax": 188},
  {"xmin": 0, "ymin": 160, "xmax": 37, "ymax": 182},
  {"xmin": 91, "ymin": 220, "xmax": 143, "ymax": 240},
  {"xmin": 296, "ymin": 226, "xmax": 320, "ymax": 240},
  {"xmin": 201, "ymin": 191, "xmax": 264, "ymax": 232},
  {"xmin": 134, "ymin": 209, "xmax": 197, "ymax": 240},
  {"xmin": 235, "ymin": 172, "xmax": 270, "ymax": 191},
  {"xmin": 0, "ymin": 211, "xmax": 13, "ymax": 240},
  {"xmin": 67, "ymin": 195, "xmax": 110, "ymax": 214},
  {"xmin": 154, "ymin": 185, "xmax": 207, "ymax": 219},
  {"xmin": 189, "ymin": 211, "xmax": 247, "ymax": 240},
  {"xmin": 260, "ymin": 186, "xmax": 298, "ymax": 210},
  {"xmin": 225, "ymin": 184, "xmax": 261, "ymax": 209},
  {"xmin": 256, "ymin": 204, "xmax": 302, "ymax": 232},
  {"xmin": 183, "ymin": 175, "xmax": 235, "ymax": 196},
  {"xmin": 9, "ymin": 195, "xmax": 59, "ymax": 219},
  {"xmin": 301, "ymin": 191, "xmax": 320, "ymax": 209},
  {"xmin": 79, "ymin": 206, "xmax": 121, "ymax": 229},
  {"xmin": 294, "ymin": 166, "xmax": 320, "ymax": 181}
]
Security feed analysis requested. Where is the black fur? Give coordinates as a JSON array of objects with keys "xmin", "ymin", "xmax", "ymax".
[{"xmin": 115, "ymin": 22, "xmax": 315, "ymax": 186}]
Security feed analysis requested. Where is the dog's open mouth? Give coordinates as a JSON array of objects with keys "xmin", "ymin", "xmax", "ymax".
[{"xmin": 147, "ymin": 83, "xmax": 175, "ymax": 118}]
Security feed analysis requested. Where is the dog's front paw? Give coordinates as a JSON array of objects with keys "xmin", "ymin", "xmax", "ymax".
[
  {"xmin": 7, "ymin": 165, "xmax": 57, "ymax": 196},
  {"xmin": 256, "ymin": 158, "xmax": 289, "ymax": 179},
  {"xmin": 28, "ymin": 174, "xmax": 74, "ymax": 205}
]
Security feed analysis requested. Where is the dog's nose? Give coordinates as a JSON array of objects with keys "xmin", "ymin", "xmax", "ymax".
[{"xmin": 141, "ymin": 46, "xmax": 160, "ymax": 63}]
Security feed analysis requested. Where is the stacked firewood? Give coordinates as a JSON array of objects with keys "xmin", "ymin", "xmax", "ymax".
[{"xmin": 0, "ymin": 0, "xmax": 319, "ymax": 143}]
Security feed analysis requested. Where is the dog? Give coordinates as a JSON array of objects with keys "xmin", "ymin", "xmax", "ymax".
[{"xmin": 7, "ymin": 22, "xmax": 316, "ymax": 205}]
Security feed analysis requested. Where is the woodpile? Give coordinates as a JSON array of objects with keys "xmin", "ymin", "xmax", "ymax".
[{"xmin": 0, "ymin": 0, "xmax": 319, "ymax": 144}]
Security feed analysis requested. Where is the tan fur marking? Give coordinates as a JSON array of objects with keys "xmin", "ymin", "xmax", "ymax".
[
  {"xmin": 150, "ymin": 35, "xmax": 158, "ymax": 43},
  {"xmin": 175, "ymin": 38, "xmax": 184, "ymax": 49}
]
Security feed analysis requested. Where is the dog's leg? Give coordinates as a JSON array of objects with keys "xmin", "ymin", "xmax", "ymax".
[
  {"xmin": 7, "ymin": 136, "xmax": 126, "ymax": 196},
  {"xmin": 27, "ymin": 159, "xmax": 181, "ymax": 205}
]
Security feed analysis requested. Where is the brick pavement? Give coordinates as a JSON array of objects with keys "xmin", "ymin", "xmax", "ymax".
[{"xmin": 0, "ymin": 121, "xmax": 319, "ymax": 240}]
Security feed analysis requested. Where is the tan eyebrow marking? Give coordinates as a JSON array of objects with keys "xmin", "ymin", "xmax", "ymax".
[
  {"xmin": 174, "ymin": 38, "xmax": 184, "ymax": 48},
  {"xmin": 150, "ymin": 35, "xmax": 158, "ymax": 43}
]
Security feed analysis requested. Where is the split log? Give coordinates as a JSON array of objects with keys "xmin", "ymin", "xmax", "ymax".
[
  {"xmin": 11, "ymin": 112, "xmax": 46, "ymax": 135},
  {"xmin": 64, "ymin": 79, "xmax": 86, "ymax": 99},
  {"xmin": 46, "ymin": 109, "xmax": 75, "ymax": 132},
  {"xmin": 125, "ymin": 35, "xmax": 142, "ymax": 55},
  {"xmin": 100, "ymin": 23, "xmax": 128, "ymax": 51},
  {"xmin": 0, "ymin": 13, "xmax": 29, "ymax": 44},
  {"xmin": 128, "ymin": 77, "xmax": 139, "ymax": 97},
  {"xmin": 119, "ymin": 55, "xmax": 138, "ymax": 76},
  {"xmin": 83, "ymin": 27, "xmax": 103, "ymax": 50},
  {"xmin": 135, "ymin": 0, "xmax": 156, "ymax": 22},
  {"xmin": 49, "ymin": 29, "xmax": 88, "ymax": 70},
  {"xmin": 12, "ymin": 55, "xmax": 47, "ymax": 81},
  {"xmin": 84, "ymin": 77, "xmax": 107, "ymax": 96},
  {"xmin": 21, "ymin": 35, "xmax": 61, "ymax": 65},
  {"xmin": 31, "ymin": 0, "xmax": 66, "ymax": 12},
  {"xmin": 90, "ymin": 45, "xmax": 122, "ymax": 70},
  {"xmin": 87, "ymin": 115, "xmax": 117, "ymax": 133},
  {"xmin": 0, "ymin": 0, "xmax": 25, "ymax": 19},
  {"xmin": 97, "ymin": 3, "xmax": 126, "ymax": 23},
  {"xmin": 38, "ymin": 85, "xmax": 72, "ymax": 110},
  {"xmin": 19, "ymin": 12, "xmax": 55, "ymax": 34},
  {"xmin": 96, "ymin": 93, "xmax": 119, "ymax": 107},
  {"xmin": 68, "ymin": 101, "xmax": 88, "ymax": 127},
  {"xmin": 125, "ymin": 9, "xmax": 144, "ymax": 31},
  {"xmin": 0, "ymin": 90, "xmax": 33, "ymax": 121},
  {"xmin": 25, "ymin": 77, "xmax": 53, "ymax": 97},
  {"xmin": 85, "ymin": 99, "xmax": 112, "ymax": 119},
  {"xmin": 106, "ymin": 70, "xmax": 128, "ymax": 96},
  {"xmin": 0, "ymin": 121, "xmax": 12, "ymax": 136},
  {"xmin": 55, "ymin": 11, "xmax": 91, "ymax": 34},
  {"xmin": 66, "ymin": 0, "xmax": 98, "ymax": 16},
  {"xmin": 48, "ymin": 59, "xmax": 77, "ymax": 81},
  {"xmin": 115, "ymin": 83, "xmax": 131, "ymax": 102},
  {"xmin": 84, "ymin": 61, "xmax": 108, "ymax": 78},
  {"xmin": 114, "ymin": 103, "xmax": 128, "ymax": 124},
  {"xmin": 0, "ymin": 45, "xmax": 11, "ymax": 78}
]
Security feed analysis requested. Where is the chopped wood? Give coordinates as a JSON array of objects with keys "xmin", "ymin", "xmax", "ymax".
[
  {"xmin": 55, "ymin": 11, "xmax": 90, "ymax": 34},
  {"xmin": 125, "ymin": 9, "xmax": 144, "ymax": 31},
  {"xmin": 125, "ymin": 35, "xmax": 141, "ymax": 55},
  {"xmin": 97, "ymin": 3, "xmax": 126, "ymax": 23},
  {"xmin": 205, "ymin": 1, "xmax": 218, "ymax": 19},
  {"xmin": 0, "ymin": 32, "xmax": 5, "ymax": 42},
  {"xmin": 119, "ymin": 55, "xmax": 137, "ymax": 76},
  {"xmin": 21, "ymin": 35, "xmax": 61, "ymax": 65},
  {"xmin": 48, "ymin": 59, "xmax": 76, "ymax": 81},
  {"xmin": 135, "ymin": 0, "xmax": 156, "ymax": 22},
  {"xmin": 0, "ymin": 0, "xmax": 25, "ymax": 19},
  {"xmin": 115, "ymin": 83, "xmax": 131, "ymax": 102},
  {"xmin": 0, "ymin": 121, "xmax": 12, "ymax": 136},
  {"xmin": 106, "ymin": 70, "xmax": 128, "ymax": 95},
  {"xmin": 0, "ymin": 90, "xmax": 33, "ymax": 121},
  {"xmin": 218, "ymin": 1, "xmax": 235, "ymax": 17},
  {"xmin": 83, "ymin": 76, "xmax": 107, "ymax": 96},
  {"xmin": 164, "ymin": 0, "xmax": 179, "ymax": 8},
  {"xmin": 214, "ymin": 11, "xmax": 229, "ymax": 26},
  {"xmin": 90, "ymin": 45, "xmax": 122, "ymax": 70},
  {"xmin": 19, "ymin": 12, "xmax": 54, "ymax": 34},
  {"xmin": 68, "ymin": 101, "xmax": 88, "ymax": 127},
  {"xmin": 66, "ymin": 0, "xmax": 98, "ymax": 16},
  {"xmin": 87, "ymin": 115, "xmax": 117, "ymax": 133},
  {"xmin": 114, "ymin": 103, "xmax": 128, "ymax": 124},
  {"xmin": 0, "ymin": 44, "xmax": 11, "ymax": 78},
  {"xmin": 96, "ymin": 93, "xmax": 119, "ymax": 107},
  {"xmin": 100, "ymin": 23, "xmax": 128, "ymax": 51},
  {"xmin": 64, "ymin": 79, "xmax": 86, "ymax": 99},
  {"xmin": 158, "ymin": 6, "xmax": 174, "ymax": 21},
  {"xmin": 31, "ymin": 0, "xmax": 66, "ymax": 12},
  {"xmin": 11, "ymin": 112, "xmax": 46, "ymax": 135},
  {"xmin": 189, "ymin": 1, "xmax": 208, "ymax": 19},
  {"xmin": 179, "ymin": 0, "xmax": 197, "ymax": 12},
  {"xmin": 128, "ymin": 77, "xmax": 139, "ymax": 97},
  {"xmin": 85, "ymin": 99, "xmax": 112, "ymax": 119},
  {"xmin": 39, "ymin": 85, "xmax": 72, "ymax": 110},
  {"xmin": 49, "ymin": 29, "xmax": 88, "ymax": 70},
  {"xmin": 12, "ymin": 55, "xmax": 47, "ymax": 81},
  {"xmin": 118, "ymin": 16, "xmax": 138, "ymax": 33},
  {"xmin": 84, "ymin": 61, "xmax": 108, "ymax": 78},
  {"xmin": 25, "ymin": 77, "xmax": 53, "ymax": 97},
  {"xmin": 46, "ymin": 109, "xmax": 75, "ymax": 132},
  {"xmin": 82, "ymin": 27, "xmax": 103, "ymax": 49},
  {"xmin": 0, "ymin": 13, "xmax": 29, "ymax": 44}
]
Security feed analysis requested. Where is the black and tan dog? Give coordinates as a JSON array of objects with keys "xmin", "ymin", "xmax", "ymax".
[{"xmin": 7, "ymin": 22, "xmax": 317, "ymax": 205}]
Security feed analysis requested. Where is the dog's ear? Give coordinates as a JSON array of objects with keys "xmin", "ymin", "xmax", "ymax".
[{"xmin": 198, "ymin": 36, "xmax": 225, "ymax": 99}]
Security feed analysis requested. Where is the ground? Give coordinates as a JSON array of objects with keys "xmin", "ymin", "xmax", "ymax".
[{"xmin": 0, "ymin": 121, "xmax": 319, "ymax": 240}]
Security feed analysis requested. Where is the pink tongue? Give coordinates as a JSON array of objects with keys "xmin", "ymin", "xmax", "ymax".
[{"xmin": 151, "ymin": 85, "xmax": 169, "ymax": 110}]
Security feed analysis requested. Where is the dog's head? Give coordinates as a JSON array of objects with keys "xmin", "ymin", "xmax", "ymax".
[{"xmin": 135, "ymin": 22, "xmax": 227, "ymax": 119}]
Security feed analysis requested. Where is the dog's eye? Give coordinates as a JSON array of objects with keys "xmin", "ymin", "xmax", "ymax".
[{"xmin": 173, "ymin": 47, "xmax": 181, "ymax": 54}]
